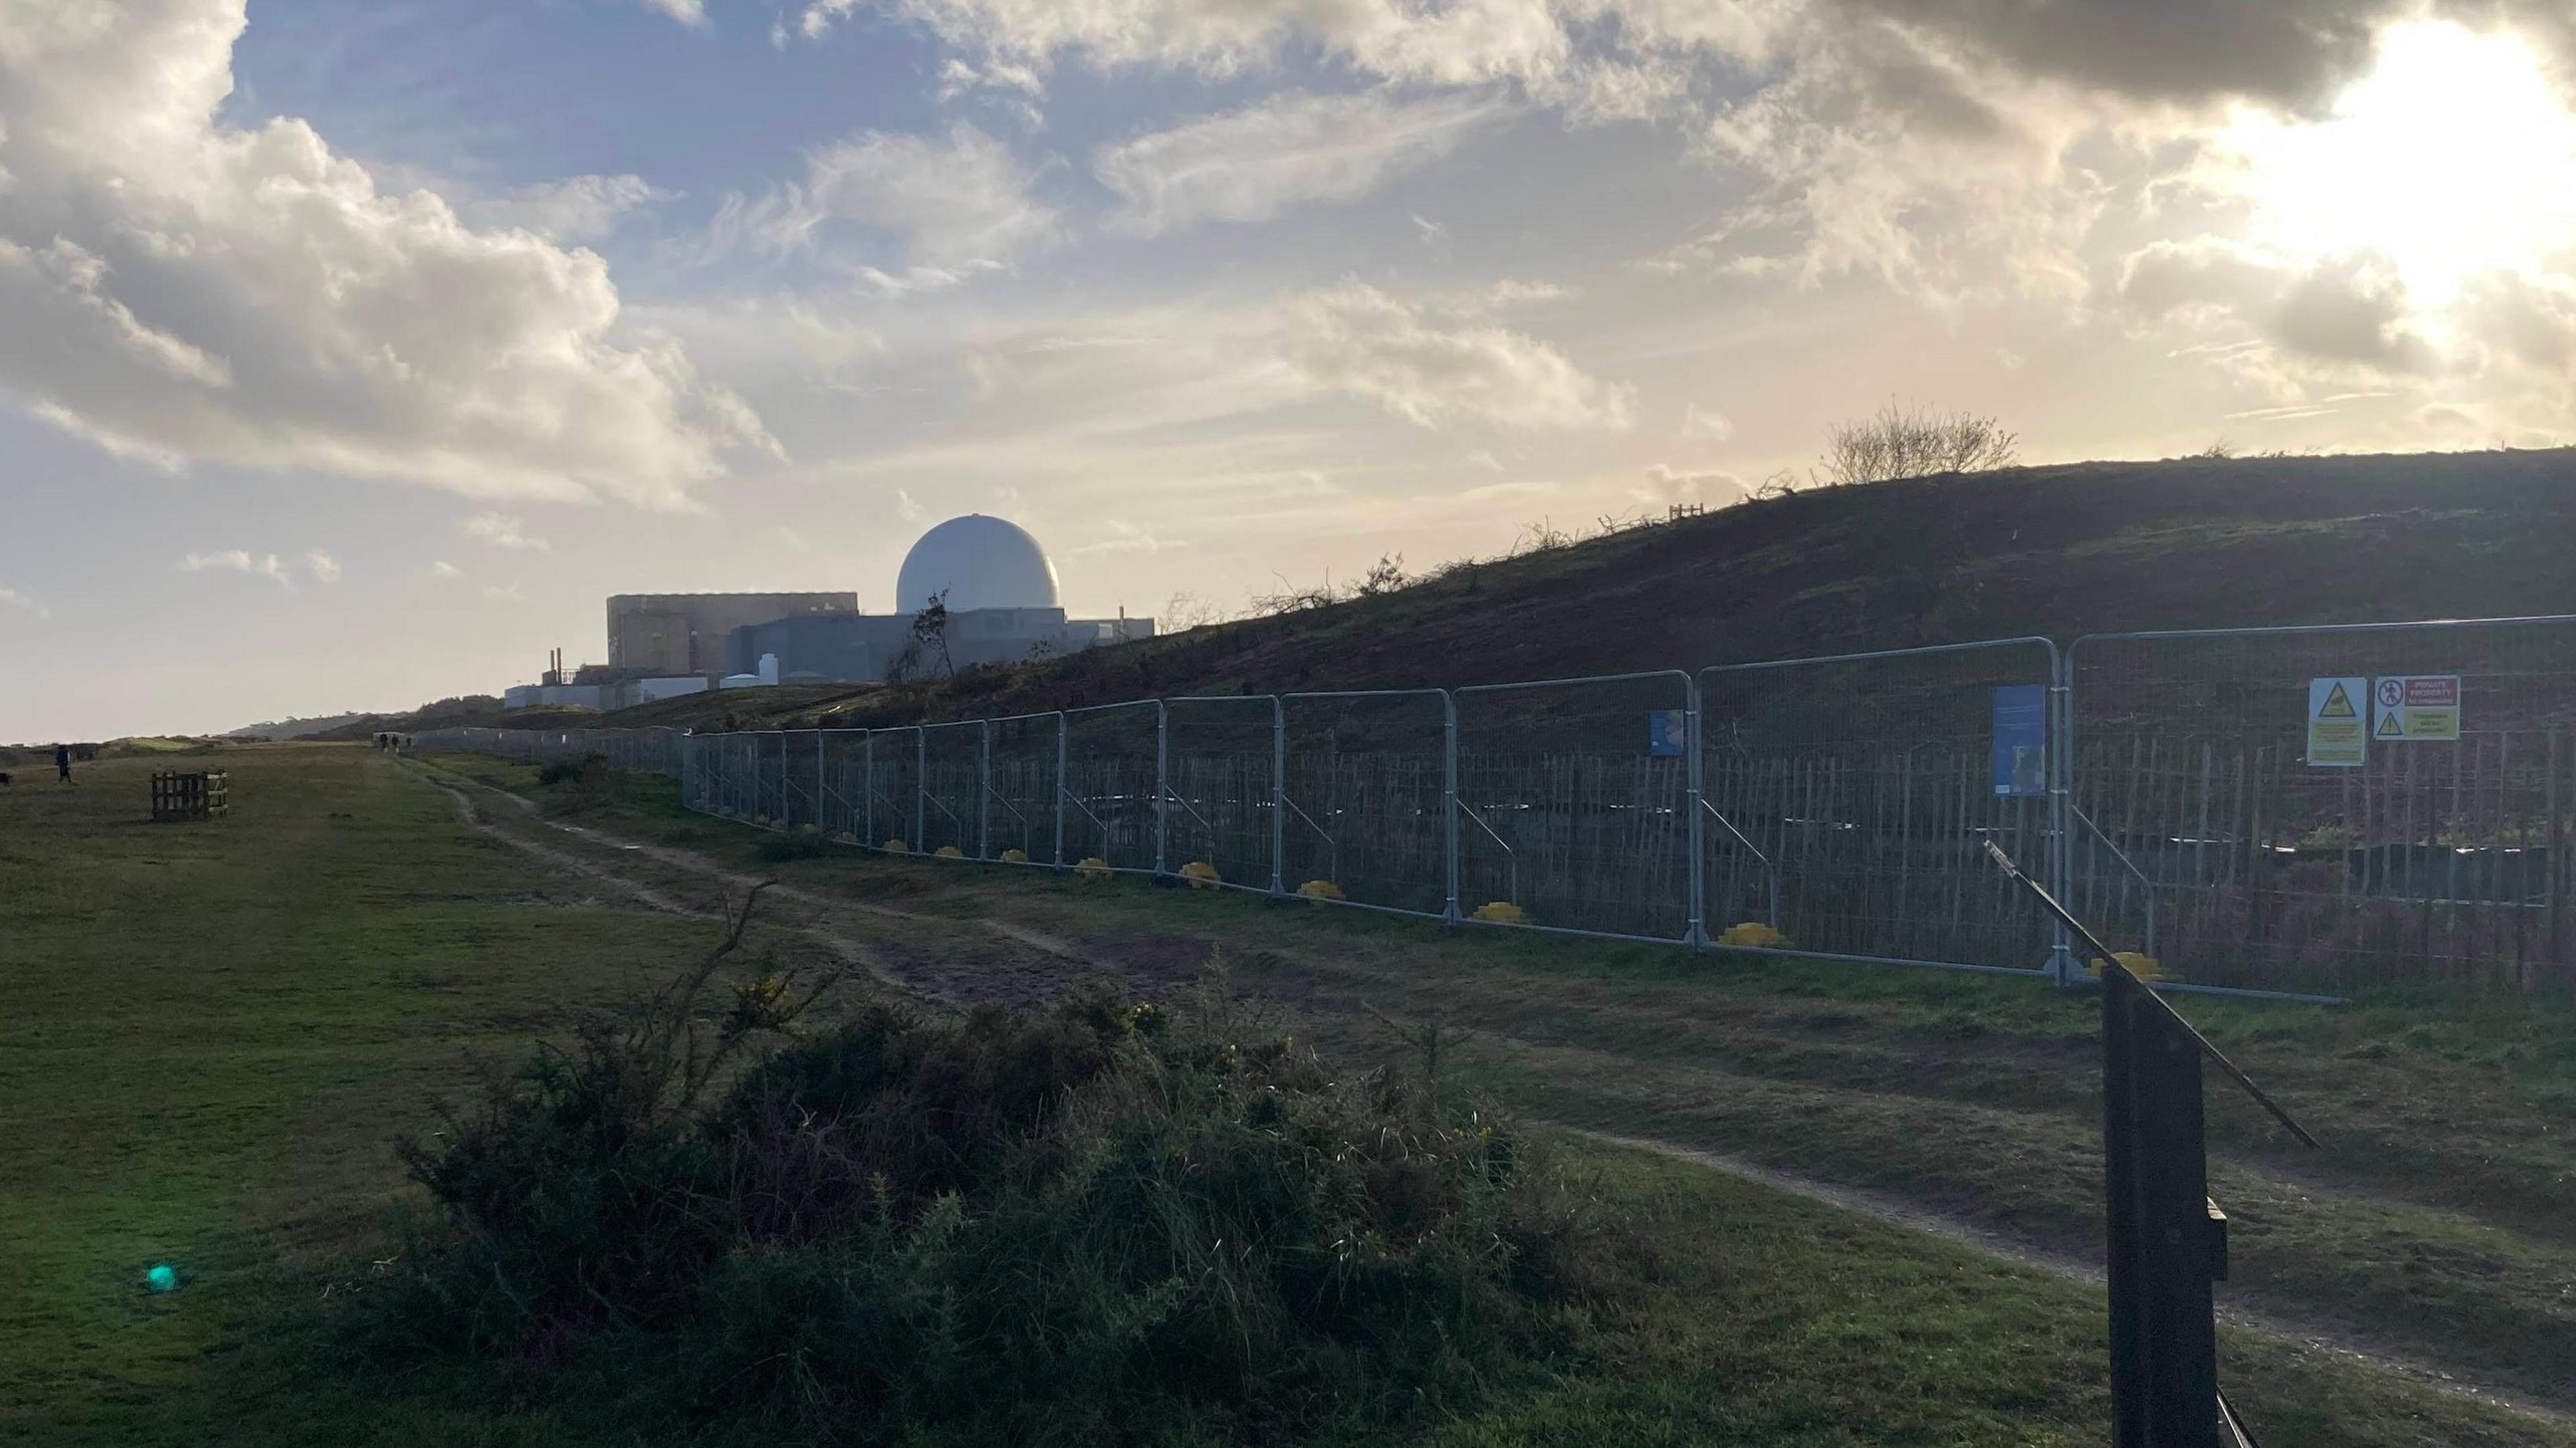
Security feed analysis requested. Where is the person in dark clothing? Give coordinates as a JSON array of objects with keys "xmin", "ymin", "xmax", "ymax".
[{"xmin": 55, "ymin": 744, "xmax": 71, "ymax": 783}]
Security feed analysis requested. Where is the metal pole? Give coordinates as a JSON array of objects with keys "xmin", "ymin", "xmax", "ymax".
[
  {"xmin": 1154, "ymin": 702, "xmax": 1170, "ymax": 877},
  {"xmin": 914, "ymin": 727, "xmax": 926, "ymax": 851},
  {"xmin": 1271, "ymin": 695, "xmax": 1287, "ymax": 897},
  {"xmin": 1054, "ymin": 712, "xmax": 1068, "ymax": 867},
  {"xmin": 1686, "ymin": 674, "xmax": 1708, "ymax": 946},
  {"xmin": 863, "ymin": 730, "xmax": 875, "ymax": 846},
  {"xmin": 2051, "ymin": 643, "xmax": 2080, "ymax": 985},
  {"xmin": 815, "ymin": 728, "xmax": 826, "ymax": 836},
  {"xmin": 1443, "ymin": 689, "xmax": 1461, "ymax": 925},
  {"xmin": 979, "ymin": 720, "xmax": 992, "ymax": 859}
]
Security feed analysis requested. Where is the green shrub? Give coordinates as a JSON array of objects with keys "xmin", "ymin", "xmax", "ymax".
[
  {"xmin": 753, "ymin": 832, "xmax": 826, "ymax": 863},
  {"xmin": 355, "ymin": 938, "xmax": 1628, "ymax": 1445},
  {"xmin": 536, "ymin": 755, "xmax": 604, "ymax": 787}
]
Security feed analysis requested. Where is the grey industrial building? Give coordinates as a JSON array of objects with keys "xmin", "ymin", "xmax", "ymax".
[{"xmin": 606, "ymin": 592, "xmax": 857, "ymax": 675}]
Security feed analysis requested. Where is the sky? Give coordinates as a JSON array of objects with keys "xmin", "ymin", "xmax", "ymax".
[{"xmin": 2, "ymin": 0, "xmax": 2574, "ymax": 740}]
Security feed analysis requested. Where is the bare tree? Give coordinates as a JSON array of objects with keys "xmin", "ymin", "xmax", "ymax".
[
  {"xmin": 1815, "ymin": 402, "xmax": 2019, "ymax": 487},
  {"xmin": 908, "ymin": 589, "xmax": 954, "ymax": 681},
  {"xmin": 1354, "ymin": 553, "xmax": 1408, "ymax": 598},
  {"xmin": 1161, "ymin": 591, "xmax": 1226, "ymax": 631}
]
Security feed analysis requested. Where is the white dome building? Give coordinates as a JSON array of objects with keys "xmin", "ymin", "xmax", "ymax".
[{"xmin": 894, "ymin": 514, "xmax": 1061, "ymax": 614}]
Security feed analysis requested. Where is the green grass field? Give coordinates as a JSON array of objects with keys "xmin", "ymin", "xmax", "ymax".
[{"xmin": 3, "ymin": 743, "xmax": 2568, "ymax": 1445}]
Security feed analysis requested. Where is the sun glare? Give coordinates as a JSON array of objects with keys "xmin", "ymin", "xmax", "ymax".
[{"xmin": 2225, "ymin": 21, "xmax": 2576, "ymax": 304}]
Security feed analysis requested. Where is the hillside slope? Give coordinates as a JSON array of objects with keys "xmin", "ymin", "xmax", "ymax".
[{"xmin": 563, "ymin": 448, "xmax": 2576, "ymax": 732}]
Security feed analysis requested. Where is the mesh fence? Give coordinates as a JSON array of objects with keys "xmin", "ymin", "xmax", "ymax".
[
  {"xmin": 1165, "ymin": 697, "xmax": 1279, "ymax": 894},
  {"xmin": 869, "ymin": 726, "xmax": 923, "ymax": 852},
  {"xmin": 2070, "ymin": 620, "xmax": 2576, "ymax": 994},
  {"xmin": 1280, "ymin": 691, "xmax": 1449, "ymax": 917},
  {"xmin": 818, "ymin": 730, "xmax": 866, "ymax": 842},
  {"xmin": 919, "ymin": 721, "xmax": 985, "ymax": 858},
  {"xmin": 1064, "ymin": 702, "xmax": 1163, "ymax": 874},
  {"xmin": 985, "ymin": 712, "xmax": 1063, "ymax": 866},
  {"xmin": 1454, "ymin": 672, "xmax": 1697, "ymax": 941},
  {"xmin": 415, "ymin": 612, "xmax": 2576, "ymax": 998},
  {"xmin": 1699, "ymin": 639, "xmax": 2065, "ymax": 973}
]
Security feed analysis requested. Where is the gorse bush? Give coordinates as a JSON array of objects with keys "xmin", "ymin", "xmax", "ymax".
[
  {"xmin": 356, "ymin": 926, "xmax": 1631, "ymax": 1445},
  {"xmin": 535, "ymin": 758, "xmax": 589, "ymax": 786}
]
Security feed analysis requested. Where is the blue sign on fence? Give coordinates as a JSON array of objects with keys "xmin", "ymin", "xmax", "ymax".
[
  {"xmin": 1992, "ymin": 685, "xmax": 2048, "ymax": 797},
  {"xmin": 1648, "ymin": 710, "xmax": 1686, "ymax": 757}
]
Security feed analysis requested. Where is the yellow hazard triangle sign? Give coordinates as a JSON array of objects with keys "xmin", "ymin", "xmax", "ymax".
[
  {"xmin": 2378, "ymin": 710, "xmax": 2406, "ymax": 738},
  {"xmin": 2318, "ymin": 681, "xmax": 2357, "ymax": 718}
]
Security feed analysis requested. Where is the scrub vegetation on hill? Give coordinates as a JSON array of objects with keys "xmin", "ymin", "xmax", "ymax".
[{"xmin": 618, "ymin": 447, "xmax": 2576, "ymax": 733}]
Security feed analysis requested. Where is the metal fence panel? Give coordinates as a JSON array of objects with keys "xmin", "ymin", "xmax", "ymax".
[
  {"xmin": 819, "ymin": 729, "xmax": 867, "ymax": 841},
  {"xmin": 1165, "ymin": 696, "xmax": 1280, "ymax": 895},
  {"xmin": 1279, "ymin": 690, "xmax": 1450, "ymax": 919},
  {"xmin": 1454, "ymin": 671, "xmax": 1699, "ymax": 942},
  {"xmin": 2070, "ymin": 618, "xmax": 2576, "ymax": 994},
  {"xmin": 918, "ymin": 721, "xmax": 984, "ymax": 858},
  {"xmin": 1063, "ymin": 702, "xmax": 1163, "ymax": 874},
  {"xmin": 865, "ymin": 726, "xmax": 923, "ymax": 851},
  {"xmin": 985, "ymin": 712, "xmax": 1063, "ymax": 866},
  {"xmin": 1700, "ymin": 638, "xmax": 2064, "ymax": 974}
]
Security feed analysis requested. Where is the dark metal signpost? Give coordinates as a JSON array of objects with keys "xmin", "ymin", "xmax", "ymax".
[{"xmin": 1985, "ymin": 842, "xmax": 2316, "ymax": 1448}]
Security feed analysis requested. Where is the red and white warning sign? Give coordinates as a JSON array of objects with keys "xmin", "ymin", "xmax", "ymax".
[{"xmin": 2373, "ymin": 675, "xmax": 2461, "ymax": 742}]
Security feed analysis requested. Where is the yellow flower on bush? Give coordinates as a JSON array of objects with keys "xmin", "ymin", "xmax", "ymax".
[
  {"xmin": 1180, "ymin": 860, "xmax": 1222, "ymax": 891},
  {"xmin": 1075, "ymin": 856, "xmax": 1114, "ymax": 880},
  {"xmin": 1717, "ymin": 922, "xmax": 1787, "ymax": 949},
  {"xmin": 1297, "ymin": 879, "xmax": 1344, "ymax": 903},
  {"xmin": 1470, "ymin": 901, "xmax": 1528, "ymax": 924}
]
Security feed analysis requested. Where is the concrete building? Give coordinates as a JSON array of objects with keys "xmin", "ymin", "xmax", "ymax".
[
  {"xmin": 724, "ymin": 516, "xmax": 1152, "ymax": 685},
  {"xmin": 606, "ymin": 592, "xmax": 857, "ymax": 675}
]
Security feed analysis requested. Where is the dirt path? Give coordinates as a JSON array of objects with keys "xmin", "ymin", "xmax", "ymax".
[
  {"xmin": 417, "ymin": 769, "xmax": 907, "ymax": 987},
  {"xmin": 406, "ymin": 760, "xmax": 2576, "ymax": 1437}
]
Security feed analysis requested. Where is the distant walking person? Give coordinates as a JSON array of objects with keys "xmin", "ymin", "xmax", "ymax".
[{"xmin": 55, "ymin": 743, "xmax": 71, "ymax": 783}]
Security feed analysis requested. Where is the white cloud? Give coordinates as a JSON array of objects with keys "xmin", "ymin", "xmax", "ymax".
[
  {"xmin": 1682, "ymin": 404, "xmax": 1734, "ymax": 440},
  {"xmin": 462, "ymin": 512, "xmax": 553, "ymax": 552},
  {"xmin": 429, "ymin": 559, "xmax": 465, "ymax": 580},
  {"xmin": 797, "ymin": 0, "xmax": 1574, "ymax": 88},
  {"xmin": 633, "ymin": 0, "xmax": 708, "ymax": 25},
  {"xmin": 1096, "ymin": 91, "xmax": 1500, "ymax": 236},
  {"xmin": 464, "ymin": 174, "xmax": 670, "ymax": 243},
  {"xmin": 709, "ymin": 123, "xmax": 1057, "ymax": 268},
  {"xmin": 0, "ymin": 0, "xmax": 768, "ymax": 509},
  {"xmin": 1638, "ymin": 463, "xmax": 1744, "ymax": 506},
  {"xmin": 1277, "ymin": 281, "xmax": 1634, "ymax": 432},
  {"xmin": 180, "ymin": 549, "xmax": 292, "ymax": 586},
  {"xmin": 0, "ymin": 584, "xmax": 48, "ymax": 620},
  {"xmin": 306, "ymin": 550, "xmax": 342, "ymax": 584}
]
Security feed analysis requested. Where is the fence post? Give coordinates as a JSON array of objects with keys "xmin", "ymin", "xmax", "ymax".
[
  {"xmin": 979, "ymin": 720, "xmax": 993, "ymax": 860},
  {"xmin": 863, "ymin": 731, "xmax": 875, "ymax": 846},
  {"xmin": 2050, "ymin": 642, "xmax": 2080, "ymax": 985},
  {"xmin": 1054, "ymin": 712, "xmax": 1069, "ymax": 868},
  {"xmin": 815, "ymin": 729, "xmax": 826, "ymax": 836},
  {"xmin": 914, "ymin": 727, "xmax": 926, "ymax": 852},
  {"xmin": 1154, "ymin": 702, "xmax": 1171, "ymax": 877},
  {"xmin": 1271, "ymin": 695, "xmax": 1287, "ymax": 898},
  {"xmin": 1443, "ymin": 689, "xmax": 1461, "ymax": 926},
  {"xmin": 1686, "ymin": 673, "xmax": 1708, "ymax": 947}
]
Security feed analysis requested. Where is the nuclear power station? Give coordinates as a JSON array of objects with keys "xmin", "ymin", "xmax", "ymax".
[{"xmin": 502, "ymin": 516, "xmax": 1152, "ymax": 712}]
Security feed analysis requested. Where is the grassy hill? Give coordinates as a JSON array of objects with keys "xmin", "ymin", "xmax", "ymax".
[{"xmin": 451, "ymin": 447, "xmax": 2576, "ymax": 734}]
